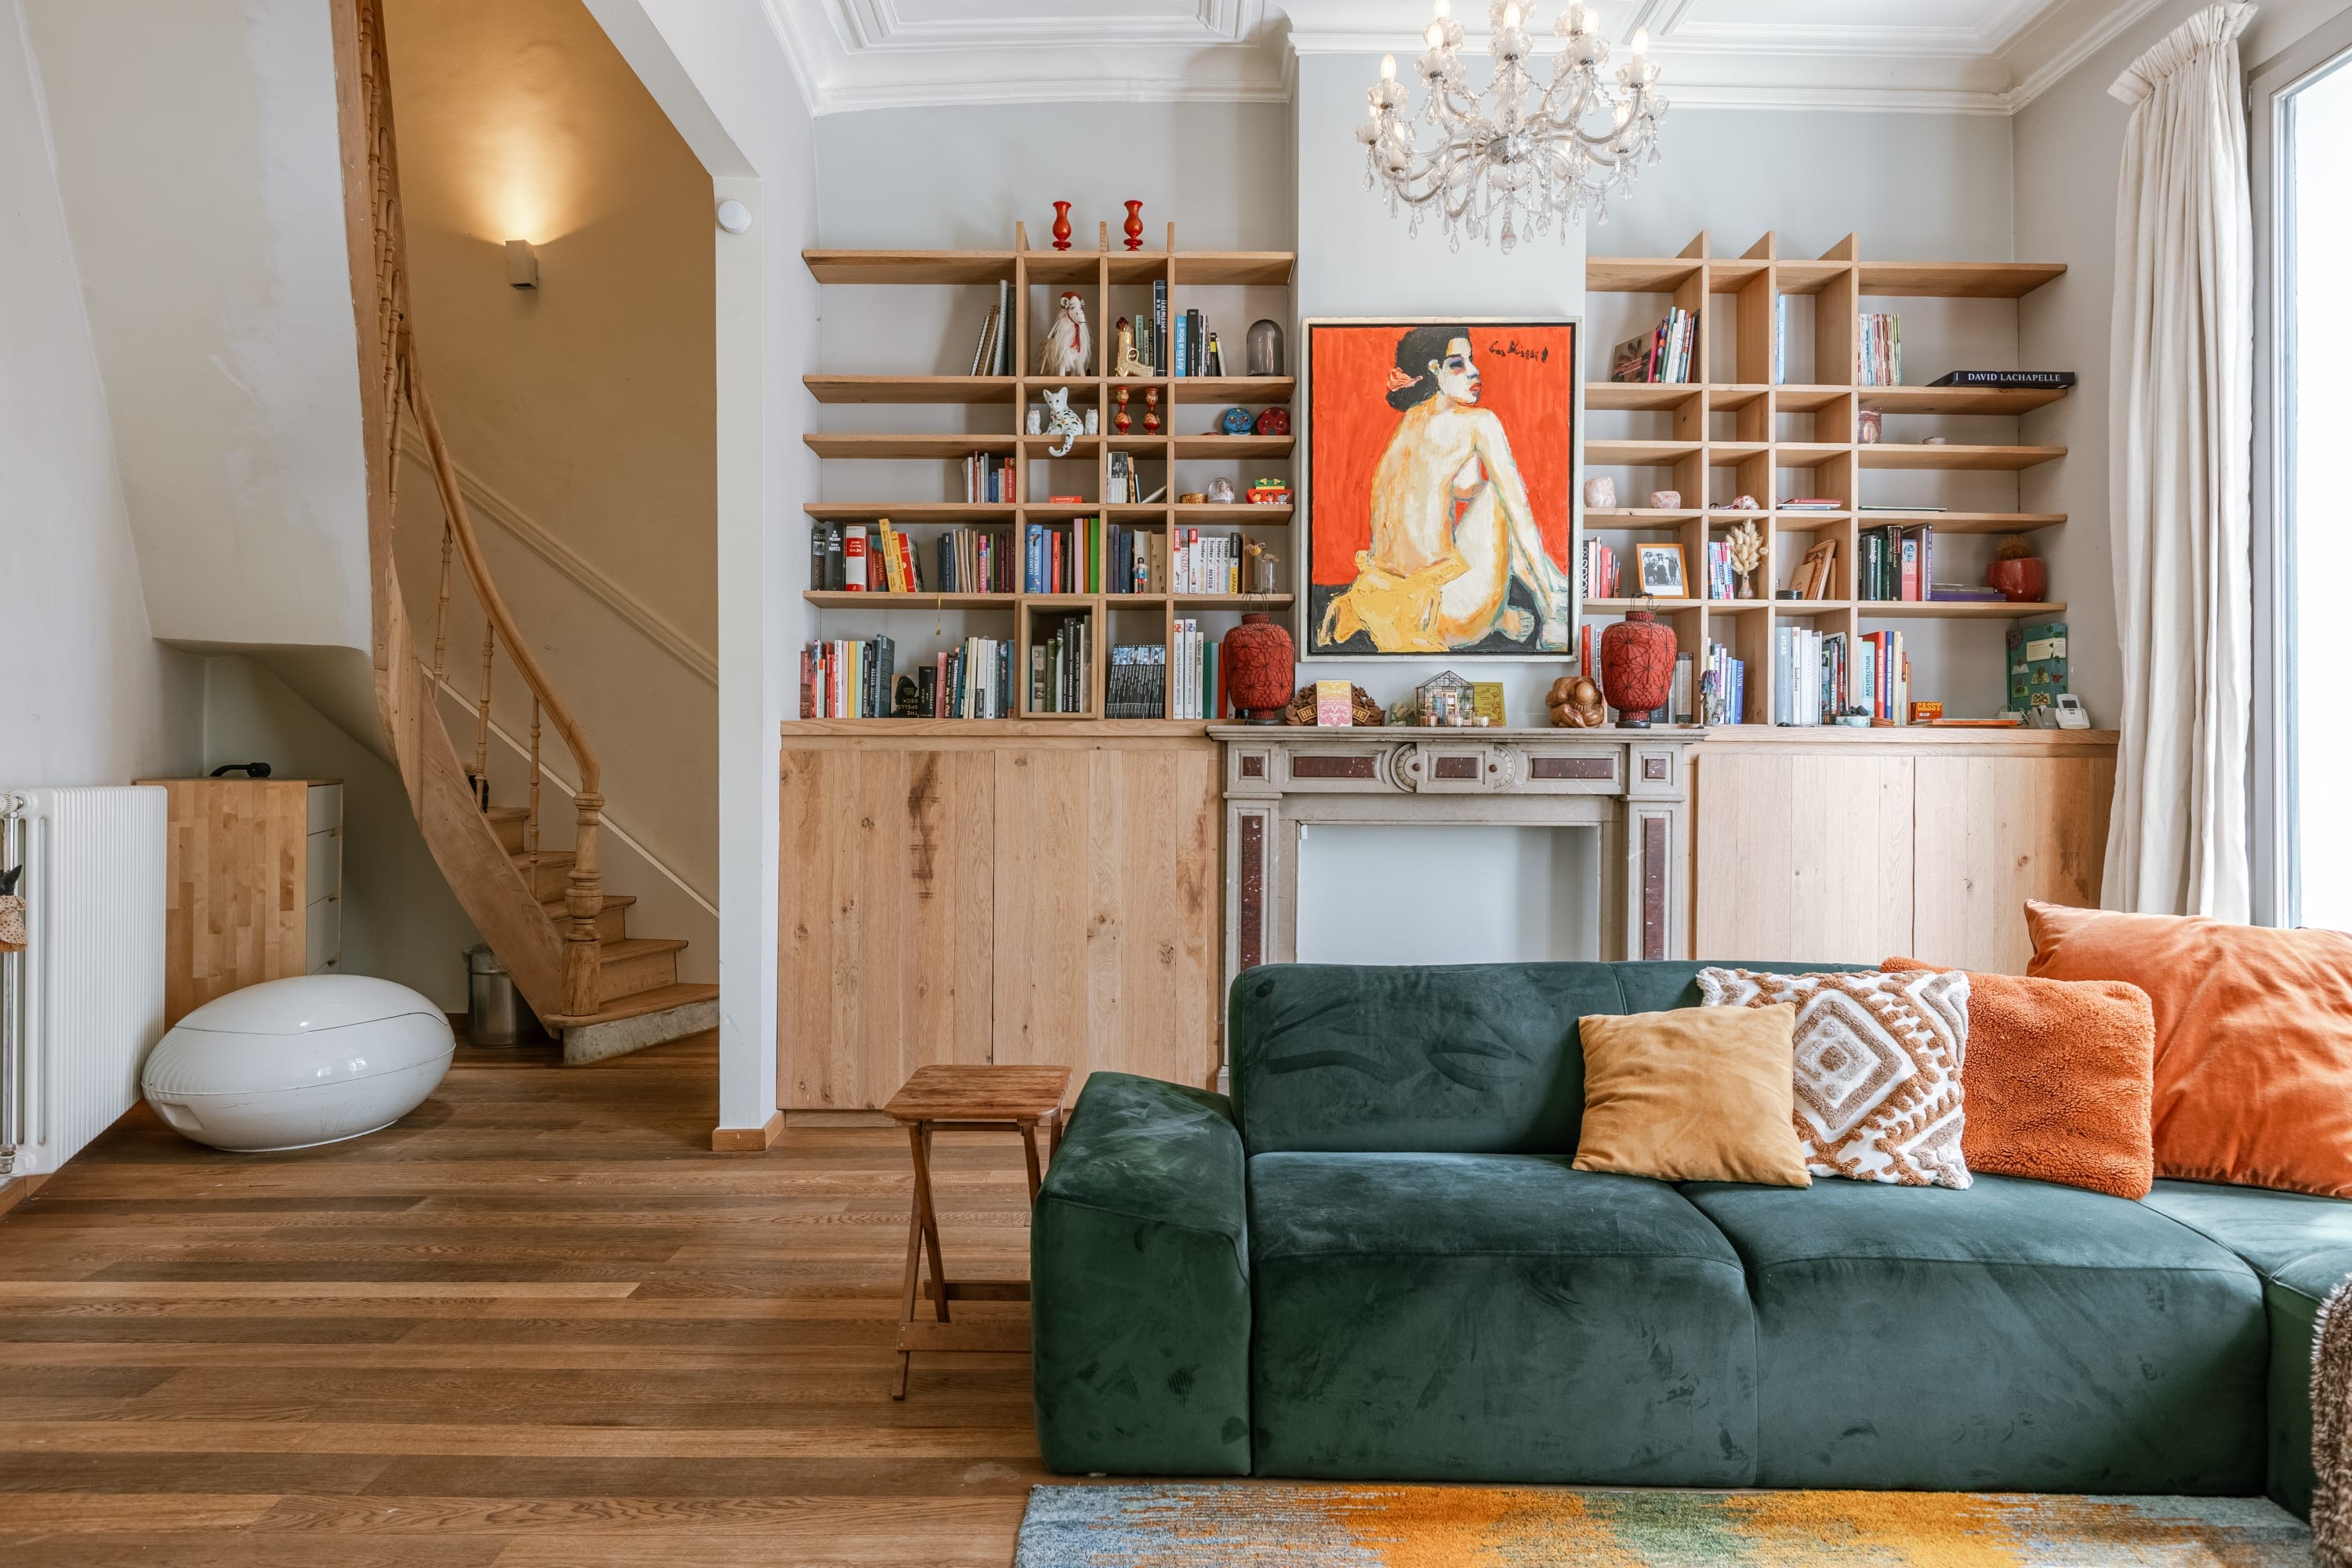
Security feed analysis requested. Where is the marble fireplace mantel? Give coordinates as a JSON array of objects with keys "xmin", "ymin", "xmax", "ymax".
[{"xmin": 1207, "ymin": 725, "xmax": 1705, "ymax": 1000}]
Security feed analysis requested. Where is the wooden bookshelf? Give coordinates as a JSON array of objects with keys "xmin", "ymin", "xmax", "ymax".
[
  {"xmin": 1582, "ymin": 230, "xmax": 2072, "ymax": 727},
  {"xmin": 797, "ymin": 223, "xmax": 1294, "ymax": 721}
]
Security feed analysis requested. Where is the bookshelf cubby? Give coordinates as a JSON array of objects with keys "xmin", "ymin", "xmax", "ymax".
[
  {"xmin": 1583, "ymin": 231, "xmax": 2071, "ymax": 727},
  {"xmin": 798, "ymin": 225, "xmax": 1294, "ymax": 723}
]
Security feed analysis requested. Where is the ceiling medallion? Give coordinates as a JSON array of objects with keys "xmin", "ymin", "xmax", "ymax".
[{"xmin": 1358, "ymin": 1, "xmax": 1668, "ymax": 252}]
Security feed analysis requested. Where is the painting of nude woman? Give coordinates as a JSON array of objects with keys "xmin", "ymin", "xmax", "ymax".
[{"xmin": 1305, "ymin": 320, "xmax": 1581, "ymax": 657}]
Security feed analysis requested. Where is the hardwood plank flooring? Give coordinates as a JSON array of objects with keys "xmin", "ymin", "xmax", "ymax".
[{"xmin": 0, "ymin": 1036, "xmax": 1047, "ymax": 1566}]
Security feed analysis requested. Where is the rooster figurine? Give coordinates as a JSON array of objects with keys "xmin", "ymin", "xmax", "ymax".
[{"xmin": 1036, "ymin": 292, "xmax": 1092, "ymax": 378}]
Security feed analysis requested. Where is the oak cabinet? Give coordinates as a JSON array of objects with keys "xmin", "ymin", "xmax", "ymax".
[
  {"xmin": 778, "ymin": 725, "xmax": 1220, "ymax": 1111},
  {"xmin": 143, "ymin": 778, "xmax": 344, "ymax": 1026},
  {"xmin": 1691, "ymin": 731, "xmax": 2114, "ymax": 973}
]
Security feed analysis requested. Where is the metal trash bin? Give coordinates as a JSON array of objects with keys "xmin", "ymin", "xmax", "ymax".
[{"xmin": 465, "ymin": 944, "xmax": 544, "ymax": 1046}]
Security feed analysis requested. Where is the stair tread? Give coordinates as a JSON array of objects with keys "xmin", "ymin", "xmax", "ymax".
[
  {"xmin": 548, "ymin": 982, "xmax": 718, "ymax": 1030},
  {"xmin": 515, "ymin": 850, "xmax": 575, "ymax": 869},
  {"xmin": 485, "ymin": 806, "xmax": 529, "ymax": 822},
  {"xmin": 543, "ymin": 892, "xmax": 636, "ymax": 912},
  {"xmin": 599, "ymin": 936, "xmax": 688, "ymax": 960}
]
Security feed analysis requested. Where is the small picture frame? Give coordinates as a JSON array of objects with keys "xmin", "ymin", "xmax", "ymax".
[{"xmin": 1636, "ymin": 543, "xmax": 1689, "ymax": 598}]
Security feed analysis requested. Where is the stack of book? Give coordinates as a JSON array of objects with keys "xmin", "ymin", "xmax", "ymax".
[
  {"xmin": 1700, "ymin": 639, "xmax": 1744, "ymax": 725},
  {"xmin": 1858, "ymin": 629, "xmax": 1911, "ymax": 721},
  {"xmin": 1106, "ymin": 644, "xmax": 1168, "ymax": 719},
  {"xmin": 966, "ymin": 452, "xmax": 1016, "ymax": 504},
  {"xmin": 1025, "ymin": 518, "xmax": 1106, "ymax": 593},
  {"xmin": 1108, "ymin": 524, "xmax": 1163, "ymax": 594},
  {"xmin": 1773, "ymin": 626, "xmax": 1835, "ymax": 726},
  {"xmin": 1703, "ymin": 539, "xmax": 1737, "ymax": 601},
  {"xmin": 1610, "ymin": 307, "xmax": 1698, "ymax": 383},
  {"xmin": 1171, "ymin": 619, "xmax": 1221, "ymax": 720},
  {"xmin": 1858, "ymin": 313, "xmax": 1901, "ymax": 386},
  {"xmin": 801, "ymin": 635, "xmax": 895, "ymax": 717},
  {"xmin": 1171, "ymin": 530, "xmax": 1243, "ymax": 594},
  {"xmin": 1581, "ymin": 540, "xmax": 1623, "ymax": 599},
  {"xmin": 1029, "ymin": 619, "xmax": 1091, "ymax": 714},
  {"xmin": 967, "ymin": 281, "xmax": 1014, "ymax": 376},
  {"xmin": 935, "ymin": 526, "xmax": 1011, "ymax": 593}
]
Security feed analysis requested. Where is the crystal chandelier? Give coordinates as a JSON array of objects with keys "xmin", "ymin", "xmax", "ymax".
[{"xmin": 1358, "ymin": 2, "xmax": 1668, "ymax": 252}]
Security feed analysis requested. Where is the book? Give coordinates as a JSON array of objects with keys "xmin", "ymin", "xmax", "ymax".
[
  {"xmin": 1858, "ymin": 312, "xmax": 1901, "ymax": 386},
  {"xmin": 1314, "ymin": 679, "xmax": 1352, "ymax": 727},
  {"xmin": 1205, "ymin": 330, "xmax": 1223, "ymax": 376},
  {"xmin": 2006, "ymin": 621, "xmax": 2068, "ymax": 711},
  {"xmin": 1172, "ymin": 312, "xmax": 1188, "ymax": 380},
  {"xmin": 1152, "ymin": 281, "xmax": 1168, "ymax": 376},
  {"xmin": 1189, "ymin": 310, "xmax": 1205, "ymax": 376},
  {"xmin": 808, "ymin": 524, "xmax": 827, "ymax": 588},
  {"xmin": 996, "ymin": 280, "xmax": 1014, "ymax": 376},
  {"xmin": 1607, "ymin": 307, "xmax": 1698, "ymax": 383},
  {"xmin": 969, "ymin": 303, "xmax": 1000, "ymax": 377},
  {"xmin": 843, "ymin": 524, "xmax": 867, "ymax": 590},
  {"xmin": 1772, "ymin": 296, "xmax": 1789, "ymax": 385},
  {"xmin": 1929, "ymin": 370, "xmax": 2076, "ymax": 388}
]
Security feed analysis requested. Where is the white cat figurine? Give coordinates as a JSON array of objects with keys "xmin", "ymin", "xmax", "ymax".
[{"xmin": 1042, "ymin": 386, "xmax": 1083, "ymax": 457}]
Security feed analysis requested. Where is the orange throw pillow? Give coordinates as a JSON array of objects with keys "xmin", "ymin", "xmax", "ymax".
[
  {"xmin": 1882, "ymin": 956, "xmax": 2154, "ymax": 1199},
  {"xmin": 2024, "ymin": 900, "xmax": 2352, "ymax": 1198}
]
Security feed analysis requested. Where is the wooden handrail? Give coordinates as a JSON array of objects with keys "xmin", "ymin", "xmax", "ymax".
[{"xmin": 404, "ymin": 339, "xmax": 606, "ymax": 1018}]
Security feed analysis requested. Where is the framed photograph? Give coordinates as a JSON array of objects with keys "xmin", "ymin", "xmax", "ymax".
[
  {"xmin": 1302, "ymin": 318, "xmax": 1581, "ymax": 658},
  {"xmin": 1636, "ymin": 543, "xmax": 1689, "ymax": 598}
]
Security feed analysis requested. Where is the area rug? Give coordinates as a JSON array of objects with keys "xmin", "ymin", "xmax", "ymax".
[{"xmin": 1012, "ymin": 1483, "xmax": 2312, "ymax": 1566}]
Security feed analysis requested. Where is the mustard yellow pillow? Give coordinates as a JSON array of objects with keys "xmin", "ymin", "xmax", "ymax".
[{"xmin": 1573, "ymin": 1004, "xmax": 1811, "ymax": 1187}]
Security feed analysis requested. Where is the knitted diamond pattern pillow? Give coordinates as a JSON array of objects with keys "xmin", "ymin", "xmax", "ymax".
[{"xmin": 1699, "ymin": 966, "xmax": 1973, "ymax": 1189}]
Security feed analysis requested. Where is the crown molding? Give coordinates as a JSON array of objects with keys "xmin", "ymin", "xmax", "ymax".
[{"xmin": 1998, "ymin": 0, "xmax": 2171, "ymax": 111}]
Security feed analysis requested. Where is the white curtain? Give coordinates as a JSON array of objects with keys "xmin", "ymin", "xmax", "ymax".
[{"xmin": 2104, "ymin": 2, "xmax": 2256, "ymax": 920}]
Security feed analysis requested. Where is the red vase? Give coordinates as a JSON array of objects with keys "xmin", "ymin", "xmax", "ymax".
[
  {"xmin": 1123, "ymin": 201, "xmax": 1145, "ymax": 252},
  {"xmin": 1222, "ymin": 612, "xmax": 1294, "ymax": 725},
  {"xmin": 1599, "ymin": 609, "xmax": 1677, "ymax": 727},
  {"xmin": 1986, "ymin": 556, "xmax": 2048, "ymax": 603},
  {"xmin": 1050, "ymin": 201, "xmax": 1073, "ymax": 251}
]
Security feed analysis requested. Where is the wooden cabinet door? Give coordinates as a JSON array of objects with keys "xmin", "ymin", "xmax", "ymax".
[
  {"xmin": 1911, "ymin": 753, "xmax": 2113, "ymax": 974},
  {"xmin": 778, "ymin": 746, "xmax": 994, "ymax": 1109},
  {"xmin": 1693, "ymin": 750, "xmax": 1915, "ymax": 964},
  {"xmin": 990, "ymin": 742, "xmax": 1220, "ymax": 1093}
]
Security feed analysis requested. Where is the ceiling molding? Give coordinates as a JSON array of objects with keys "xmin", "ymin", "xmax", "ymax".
[{"xmin": 760, "ymin": 0, "xmax": 2161, "ymax": 117}]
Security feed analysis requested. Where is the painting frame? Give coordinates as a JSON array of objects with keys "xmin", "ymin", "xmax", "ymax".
[
  {"xmin": 1298, "ymin": 317, "xmax": 1584, "ymax": 662},
  {"xmin": 1636, "ymin": 542, "xmax": 1689, "ymax": 599}
]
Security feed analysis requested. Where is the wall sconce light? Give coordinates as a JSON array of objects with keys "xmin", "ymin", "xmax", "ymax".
[
  {"xmin": 505, "ymin": 239, "xmax": 539, "ymax": 289},
  {"xmin": 716, "ymin": 198, "xmax": 752, "ymax": 235}
]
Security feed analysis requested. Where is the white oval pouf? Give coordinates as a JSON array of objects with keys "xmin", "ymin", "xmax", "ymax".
[{"xmin": 143, "ymin": 975, "xmax": 454, "ymax": 1152}]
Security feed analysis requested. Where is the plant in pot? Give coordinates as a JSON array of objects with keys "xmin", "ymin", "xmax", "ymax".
[{"xmin": 1986, "ymin": 535, "xmax": 2048, "ymax": 604}]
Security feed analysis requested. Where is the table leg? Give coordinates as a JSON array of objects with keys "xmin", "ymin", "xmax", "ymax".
[
  {"xmin": 892, "ymin": 1120, "xmax": 927, "ymax": 1400},
  {"xmin": 1047, "ymin": 1109, "xmax": 1063, "ymax": 1162},
  {"xmin": 1020, "ymin": 1120, "xmax": 1043, "ymax": 1201},
  {"xmin": 913, "ymin": 1123, "xmax": 949, "ymax": 1322}
]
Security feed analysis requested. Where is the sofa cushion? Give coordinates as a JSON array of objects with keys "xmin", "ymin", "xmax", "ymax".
[
  {"xmin": 1228, "ymin": 960, "xmax": 1871, "ymax": 1156},
  {"xmin": 1682, "ymin": 1174, "xmax": 2267, "ymax": 1494},
  {"xmin": 1573, "ymin": 1005, "xmax": 1812, "ymax": 1186},
  {"xmin": 2141, "ymin": 1178, "xmax": 2352, "ymax": 1516},
  {"xmin": 1247, "ymin": 1152, "xmax": 1757, "ymax": 1484}
]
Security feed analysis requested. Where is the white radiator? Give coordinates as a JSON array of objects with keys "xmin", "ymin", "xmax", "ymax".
[{"xmin": 1, "ymin": 786, "xmax": 166, "ymax": 1178}]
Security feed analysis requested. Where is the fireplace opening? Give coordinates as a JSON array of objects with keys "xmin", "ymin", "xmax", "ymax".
[{"xmin": 1294, "ymin": 823, "xmax": 1602, "ymax": 966}]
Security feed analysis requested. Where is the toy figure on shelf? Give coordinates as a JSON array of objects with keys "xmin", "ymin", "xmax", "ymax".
[
  {"xmin": 1041, "ymin": 387, "xmax": 1083, "ymax": 457},
  {"xmin": 1219, "ymin": 406, "xmax": 1254, "ymax": 435},
  {"xmin": 1114, "ymin": 385, "xmax": 1132, "ymax": 434},
  {"xmin": 1143, "ymin": 387, "xmax": 1160, "ymax": 434},
  {"xmin": 1254, "ymin": 406, "xmax": 1290, "ymax": 437},
  {"xmin": 1248, "ymin": 478, "xmax": 1290, "ymax": 506},
  {"xmin": 1547, "ymin": 675, "xmax": 1607, "ymax": 728},
  {"xmin": 1036, "ymin": 292, "xmax": 1091, "ymax": 377},
  {"xmin": 1111, "ymin": 317, "xmax": 1148, "ymax": 378}
]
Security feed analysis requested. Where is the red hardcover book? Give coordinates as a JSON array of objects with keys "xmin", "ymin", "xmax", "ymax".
[{"xmin": 842, "ymin": 528, "xmax": 867, "ymax": 591}]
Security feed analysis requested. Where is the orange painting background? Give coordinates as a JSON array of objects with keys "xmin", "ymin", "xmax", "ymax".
[{"xmin": 1308, "ymin": 321, "xmax": 1579, "ymax": 587}]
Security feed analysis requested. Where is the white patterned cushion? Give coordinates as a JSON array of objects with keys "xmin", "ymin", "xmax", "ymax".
[{"xmin": 1697, "ymin": 967, "xmax": 1973, "ymax": 1189}]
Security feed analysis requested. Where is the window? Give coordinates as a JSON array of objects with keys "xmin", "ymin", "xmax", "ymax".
[{"xmin": 2257, "ymin": 21, "xmax": 2352, "ymax": 931}]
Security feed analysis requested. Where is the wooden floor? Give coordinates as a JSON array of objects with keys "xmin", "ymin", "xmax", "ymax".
[{"xmin": 0, "ymin": 1036, "xmax": 1048, "ymax": 1566}]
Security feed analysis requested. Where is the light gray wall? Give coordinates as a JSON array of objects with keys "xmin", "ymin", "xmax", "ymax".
[{"xmin": 0, "ymin": 0, "xmax": 201, "ymax": 789}]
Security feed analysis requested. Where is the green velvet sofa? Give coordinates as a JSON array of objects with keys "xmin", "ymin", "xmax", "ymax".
[{"xmin": 1030, "ymin": 960, "xmax": 2352, "ymax": 1514}]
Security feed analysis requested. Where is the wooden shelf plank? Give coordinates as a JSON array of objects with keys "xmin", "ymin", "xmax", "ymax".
[
  {"xmin": 806, "ymin": 434, "xmax": 1015, "ymax": 459},
  {"xmin": 804, "ymin": 249, "xmax": 1015, "ymax": 285},
  {"xmin": 785, "ymin": 717, "xmax": 1216, "ymax": 737},
  {"xmin": 1585, "ymin": 256, "xmax": 1705, "ymax": 292},
  {"xmin": 1773, "ymin": 442, "xmax": 1848, "ymax": 467},
  {"xmin": 1167, "ymin": 434, "xmax": 1294, "ymax": 457},
  {"xmin": 1773, "ymin": 261, "xmax": 1851, "ymax": 295},
  {"xmin": 1858, "ymin": 261, "xmax": 2066, "ymax": 298},
  {"xmin": 1587, "ymin": 439, "xmax": 1702, "ymax": 466},
  {"xmin": 1766, "ymin": 384, "xmax": 1850, "ymax": 411},
  {"xmin": 804, "ymin": 503, "xmax": 1015, "ymax": 524},
  {"xmin": 1861, "ymin": 384, "xmax": 2071, "ymax": 415},
  {"xmin": 1857, "ymin": 600, "xmax": 2068, "ymax": 619},
  {"xmin": 1859, "ymin": 442, "xmax": 2066, "ymax": 471},
  {"xmin": 803, "ymin": 376, "xmax": 1016, "ymax": 405},
  {"xmin": 1709, "ymin": 441, "xmax": 1769, "ymax": 466},
  {"xmin": 1171, "ymin": 252, "xmax": 1297, "ymax": 285},
  {"xmin": 1174, "ymin": 593, "xmax": 1295, "ymax": 609},
  {"xmin": 1586, "ymin": 508, "xmax": 1703, "ymax": 525},
  {"xmin": 1167, "ymin": 377, "xmax": 1298, "ymax": 405},
  {"xmin": 1174, "ymin": 503, "xmax": 1292, "ymax": 522},
  {"xmin": 803, "ymin": 591, "xmax": 1015, "ymax": 609},
  {"xmin": 1585, "ymin": 381, "xmax": 1702, "ymax": 410},
  {"xmin": 1853, "ymin": 510, "xmax": 2066, "ymax": 532}
]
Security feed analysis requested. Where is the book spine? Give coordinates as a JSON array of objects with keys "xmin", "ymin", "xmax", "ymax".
[
  {"xmin": 843, "ymin": 524, "xmax": 867, "ymax": 591},
  {"xmin": 1152, "ymin": 281, "xmax": 1168, "ymax": 374},
  {"xmin": 1172, "ymin": 313, "xmax": 1188, "ymax": 380}
]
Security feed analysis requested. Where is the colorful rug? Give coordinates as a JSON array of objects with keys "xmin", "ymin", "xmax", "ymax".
[{"xmin": 1012, "ymin": 1484, "xmax": 2312, "ymax": 1566}]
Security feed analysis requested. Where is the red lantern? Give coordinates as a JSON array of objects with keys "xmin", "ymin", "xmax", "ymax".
[
  {"xmin": 1599, "ymin": 609, "xmax": 1677, "ymax": 728},
  {"xmin": 1222, "ymin": 613, "xmax": 1295, "ymax": 724}
]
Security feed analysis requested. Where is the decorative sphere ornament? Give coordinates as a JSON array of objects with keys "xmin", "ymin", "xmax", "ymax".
[{"xmin": 1219, "ymin": 405, "xmax": 1253, "ymax": 435}]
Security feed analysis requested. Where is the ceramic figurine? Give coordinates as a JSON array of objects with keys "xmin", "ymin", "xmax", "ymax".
[
  {"xmin": 1114, "ymin": 385, "xmax": 1132, "ymax": 434},
  {"xmin": 1208, "ymin": 477, "xmax": 1236, "ymax": 504},
  {"xmin": 1730, "ymin": 495, "xmax": 1761, "ymax": 510},
  {"xmin": 1111, "ymin": 317, "xmax": 1148, "ymax": 378},
  {"xmin": 1025, "ymin": 407, "xmax": 1044, "ymax": 434},
  {"xmin": 1142, "ymin": 387, "xmax": 1160, "ymax": 435},
  {"xmin": 1546, "ymin": 675, "xmax": 1607, "ymax": 729},
  {"xmin": 1041, "ymin": 387, "xmax": 1083, "ymax": 457},
  {"xmin": 1247, "ymin": 479, "xmax": 1290, "ymax": 505},
  {"xmin": 1584, "ymin": 477, "xmax": 1617, "ymax": 510},
  {"xmin": 1082, "ymin": 408, "xmax": 1098, "ymax": 434},
  {"xmin": 1123, "ymin": 200, "xmax": 1145, "ymax": 252},
  {"xmin": 1246, "ymin": 319, "xmax": 1283, "ymax": 377},
  {"xmin": 1036, "ymin": 292, "xmax": 1091, "ymax": 378},
  {"xmin": 1049, "ymin": 200, "xmax": 1073, "ymax": 251},
  {"xmin": 1254, "ymin": 407, "xmax": 1290, "ymax": 436},
  {"xmin": 1219, "ymin": 405, "xmax": 1254, "ymax": 435}
]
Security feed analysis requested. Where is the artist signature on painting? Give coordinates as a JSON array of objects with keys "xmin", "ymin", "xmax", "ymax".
[{"xmin": 1485, "ymin": 336, "xmax": 1550, "ymax": 363}]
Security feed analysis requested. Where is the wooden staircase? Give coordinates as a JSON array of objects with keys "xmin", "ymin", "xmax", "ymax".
[{"xmin": 332, "ymin": 0, "xmax": 716, "ymax": 1064}]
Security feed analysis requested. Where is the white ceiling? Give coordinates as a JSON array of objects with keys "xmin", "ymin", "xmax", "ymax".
[{"xmin": 760, "ymin": 0, "xmax": 2169, "ymax": 114}]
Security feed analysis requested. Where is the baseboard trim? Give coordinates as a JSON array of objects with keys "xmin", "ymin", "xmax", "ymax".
[
  {"xmin": 710, "ymin": 1111, "xmax": 784, "ymax": 1152},
  {"xmin": 782, "ymin": 1109, "xmax": 895, "ymax": 1128},
  {"xmin": 0, "ymin": 1172, "xmax": 51, "ymax": 1218}
]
